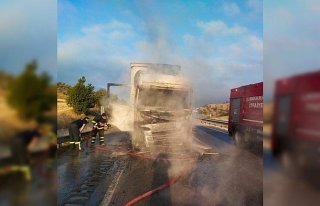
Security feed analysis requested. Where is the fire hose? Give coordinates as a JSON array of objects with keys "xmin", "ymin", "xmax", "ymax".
[
  {"xmin": 88, "ymin": 138, "xmax": 218, "ymax": 205},
  {"xmin": 124, "ymin": 174, "xmax": 182, "ymax": 206},
  {"xmin": 92, "ymin": 145, "xmax": 193, "ymax": 205}
]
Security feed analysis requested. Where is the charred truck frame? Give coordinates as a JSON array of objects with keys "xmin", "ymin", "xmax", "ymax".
[
  {"xmin": 130, "ymin": 63, "xmax": 192, "ymax": 154},
  {"xmin": 272, "ymin": 71, "xmax": 320, "ymax": 172},
  {"xmin": 228, "ymin": 82, "xmax": 263, "ymax": 149}
]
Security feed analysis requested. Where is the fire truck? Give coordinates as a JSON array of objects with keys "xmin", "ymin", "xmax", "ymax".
[
  {"xmin": 271, "ymin": 71, "xmax": 320, "ymax": 172},
  {"xmin": 228, "ymin": 82, "xmax": 263, "ymax": 149}
]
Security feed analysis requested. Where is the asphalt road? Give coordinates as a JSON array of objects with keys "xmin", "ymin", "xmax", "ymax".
[
  {"xmin": 57, "ymin": 129, "xmax": 130, "ymax": 206},
  {"xmin": 263, "ymin": 148, "xmax": 320, "ymax": 206},
  {"xmin": 3, "ymin": 124, "xmax": 318, "ymax": 205},
  {"xmin": 0, "ymin": 152, "xmax": 56, "ymax": 206},
  {"xmin": 57, "ymin": 124, "xmax": 263, "ymax": 206}
]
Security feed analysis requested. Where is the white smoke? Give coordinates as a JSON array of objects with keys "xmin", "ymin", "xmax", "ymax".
[{"xmin": 109, "ymin": 102, "xmax": 133, "ymax": 132}]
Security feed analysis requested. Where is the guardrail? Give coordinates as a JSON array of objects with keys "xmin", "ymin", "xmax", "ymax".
[
  {"xmin": 201, "ymin": 118, "xmax": 228, "ymax": 124},
  {"xmin": 200, "ymin": 118, "xmax": 228, "ymax": 129},
  {"xmin": 57, "ymin": 130, "xmax": 92, "ymax": 147}
]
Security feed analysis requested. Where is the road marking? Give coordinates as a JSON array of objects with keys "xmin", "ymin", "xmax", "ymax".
[{"xmin": 100, "ymin": 162, "xmax": 126, "ymax": 206}]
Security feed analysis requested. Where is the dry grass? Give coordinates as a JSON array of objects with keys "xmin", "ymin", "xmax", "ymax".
[
  {"xmin": 197, "ymin": 103, "xmax": 229, "ymax": 120},
  {"xmin": 57, "ymin": 98, "xmax": 72, "ymax": 113},
  {"xmin": 57, "ymin": 97, "xmax": 100, "ymax": 130},
  {"xmin": 57, "ymin": 111, "xmax": 82, "ymax": 130},
  {"xmin": 57, "ymin": 98, "xmax": 82, "ymax": 129}
]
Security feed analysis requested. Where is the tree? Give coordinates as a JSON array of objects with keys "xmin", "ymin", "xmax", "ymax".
[
  {"xmin": 67, "ymin": 76, "xmax": 98, "ymax": 114},
  {"xmin": 7, "ymin": 60, "xmax": 56, "ymax": 122},
  {"xmin": 94, "ymin": 88, "xmax": 107, "ymax": 107}
]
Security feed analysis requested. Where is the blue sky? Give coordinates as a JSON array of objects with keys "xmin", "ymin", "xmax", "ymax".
[
  {"xmin": 0, "ymin": 0, "xmax": 56, "ymax": 78},
  {"xmin": 58, "ymin": 0, "xmax": 263, "ymax": 105},
  {"xmin": 264, "ymin": 0, "xmax": 320, "ymax": 100},
  {"xmin": 1, "ymin": 1, "xmax": 319, "ymax": 105}
]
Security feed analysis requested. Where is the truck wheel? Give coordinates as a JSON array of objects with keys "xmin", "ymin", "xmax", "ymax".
[
  {"xmin": 280, "ymin": 150, "xmax": 301, "ymax": 178},
  {"xmin": 234, "ymin": 132, "xmax": 244, "ymax": 148}
]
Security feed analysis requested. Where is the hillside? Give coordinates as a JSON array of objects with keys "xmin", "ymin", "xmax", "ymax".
[
  {"xmin": 197, "ymin": 103, "xmax": 229, "ymax": 120},
  {"xmin": 57, "ymin": 83, "xmax": 82, "ymax": 129},
  {"xmin": 57, "ymin": 82, "xmax": 71, "ymax": 99}
]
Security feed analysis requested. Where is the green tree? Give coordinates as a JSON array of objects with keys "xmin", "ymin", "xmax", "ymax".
[
  {"xmin": 7, "ymin": 60, "xmax": 56, "ymax": 122},
  {"xmin": 67, "ymin": 76, "xmax": 97, "ymax": 114}
]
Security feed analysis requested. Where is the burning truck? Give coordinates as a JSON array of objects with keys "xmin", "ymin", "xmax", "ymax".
[{"xmin": 130, "ymin": 63, "xmax": 192, "ymax": 154}]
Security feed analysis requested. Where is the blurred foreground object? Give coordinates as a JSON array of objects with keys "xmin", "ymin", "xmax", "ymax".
[
  {"xmin": 7, "ymin": 60, "xmax": 56, "ymax": 122},
  {"xmin": 0, "ymin": 128, "xmax": 43, "ymax": 180},
  {"xmin": 271, "ymin": 70, "xmax": 320, "ymax": 183},
  {"xmin": 0, "ymin": 61, "xmax": 56, "ymax": 205}
]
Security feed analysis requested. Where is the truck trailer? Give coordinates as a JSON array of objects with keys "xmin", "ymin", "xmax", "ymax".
[
  {"xmin": 228, "ymin": 82, "xmax": 263, "ymax": 149},
  {"xmin": 130, "ymin": 63, "xmax": 192, "ymax": 154},
  {"xmin": 272, "ymin": 71, "xmax": 320, "ymax": 173}
]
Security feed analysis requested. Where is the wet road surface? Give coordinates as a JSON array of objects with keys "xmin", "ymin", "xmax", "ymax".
[
  {"xmin": 58, "ymin": 124, "xmax": 262, "ymax": 206},
  {"xmin": 57, "ymin": 129, "xmax": 130, "ymax": 206},
  {"xmin": 263, "ymin": 148, "xmax": 320, "ymax": 206},
  {"xmin": 0, "ymin": 153, "xmax": 56, "ymax": 206}
]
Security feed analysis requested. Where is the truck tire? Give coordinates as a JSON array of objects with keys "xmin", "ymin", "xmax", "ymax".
[
  {"xmin": 280, "ymin": 150, "xmax": 301, "ymax": 178},
  {"xmin": 234, "ymin": 132, "xmax": 245, "ymax": 148}
]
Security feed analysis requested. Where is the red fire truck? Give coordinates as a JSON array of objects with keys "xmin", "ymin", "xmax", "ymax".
[
  {"xmin": 228, "ymin": 82, "xmax": 263, "ymax": 149},
  {"xmin": 272, "ymin": 71, "xmax": 320, "ymax": 171}
]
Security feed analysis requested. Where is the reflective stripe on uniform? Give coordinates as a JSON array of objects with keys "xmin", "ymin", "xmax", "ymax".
[{"xmin": 74, "ymin": 141, "xmax": 81, "ymax": 150}]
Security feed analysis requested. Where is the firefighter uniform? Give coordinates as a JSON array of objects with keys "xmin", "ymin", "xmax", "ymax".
[
  {"xmin": 69, "ymin": 118, "xmax": 88, "ymax": 150},
  {"xmin": 9, "ymin": 129, "xmax": 41, "ymax": 181},
  {"xmin": 91, "ymin": 114, "xmax": 107, "ymax": 145}
]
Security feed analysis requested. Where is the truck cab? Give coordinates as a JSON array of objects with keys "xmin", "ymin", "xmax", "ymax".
[
  {"xmin": 228, "ymin": 82, "xmax": 263, "ymax": 150},
  {"xmin": 130, "ymin": 63, "xmax": 192, "ymax": 154}
]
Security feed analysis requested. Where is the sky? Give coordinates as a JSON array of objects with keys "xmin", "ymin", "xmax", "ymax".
[
  {"xmin": 264, "ymin": 0, "xmax": 320, "ymax": 100},
  {"xmin": 0, "ymin": 1, "xmax": 319, "ymax": 105},
  {"xmin": 0, "ymin": 0, "xmax": 56, "ymax": 79},
  {"xmin": 58, "ymin": 0, "xmax": 263, "ymax": 105}
]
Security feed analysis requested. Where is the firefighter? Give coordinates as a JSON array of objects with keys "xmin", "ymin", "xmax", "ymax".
[
  {"xmin": 69, "ymin": 117, "xmax": 90, "ymax": 150},
  {"xmin": 91, "ymin": 113, "xmax": 108, "ymax": 145},
  {"xmin": 9, "ymin": 127, "xmax": 42, "ymax": 181}
]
